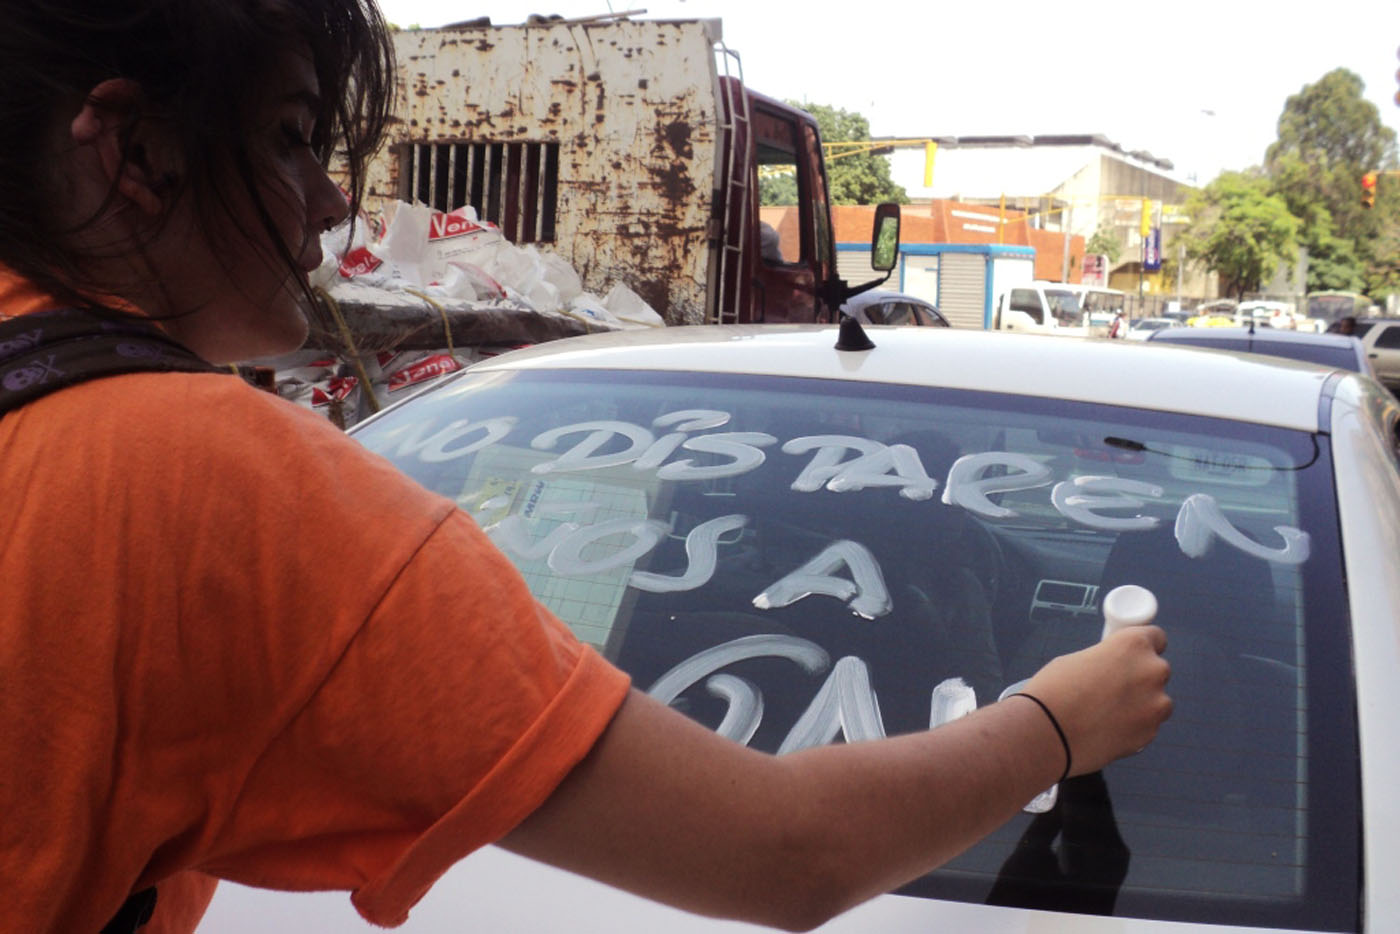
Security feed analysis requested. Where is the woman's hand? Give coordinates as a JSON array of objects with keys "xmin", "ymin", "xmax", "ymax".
[{"xmin": 1021, "ymin": 625, "xmax": 1172, "ymax": 776}]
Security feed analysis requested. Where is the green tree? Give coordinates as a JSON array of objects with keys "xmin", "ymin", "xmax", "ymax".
[
  {"xmin": 1264, "ymin": 68, "xmax": 1399, "ymax": 298},
  {"xmin": 1364, "ymin": 204, "xmax": 1400, "ymax": 300},
  {"xmin": 1267, "ymin": 151, "xmax": 1366, "ymax": 292},
  {"xmin": 758, "ymin": 171, "xmax": 798, "ymax": 206},
  {"xmin": 768, "ymin": 101, "xmax": 908, "ymax": 206},
  {"xmin": 1085, "ymin": 226, "xmax": 1122, "ymax": 263},
  {"xmin": 1267, "ymin": 69, "xmax": 1396, "ymax": 173},
  {"xmin": 1359, "ymin": 177, "xmax": 1400, "ymax": 300},
  {"xmin": 1305, "ymin": 229, "xmax": 1368, "ymax": 293},
  {"xmin": 1180, "ymin": 171, "xmax": 1299, "ymax": 299}
]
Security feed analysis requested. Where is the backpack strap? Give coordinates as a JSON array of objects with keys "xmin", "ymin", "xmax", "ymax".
[
  {"xmin": 0, "ymin": 310, "xmax": 221, "ymax": 931},
  {"xmin": 0, "ymin": 307, "xmax": 223, "ymax": 415}
]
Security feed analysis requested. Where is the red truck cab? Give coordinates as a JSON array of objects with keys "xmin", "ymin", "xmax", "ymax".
[{"xmin": 714, "ymin": 79, "xmax": 896, "ymax": 324}]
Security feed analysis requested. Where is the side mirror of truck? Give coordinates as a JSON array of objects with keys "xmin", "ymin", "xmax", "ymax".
[
  {"xmin": 871, "ymin": 202, "xmax": 901, "ymax": 273},
  {"xmin": 825, "ymin": 202, "xmax": 902, "ymax": 318}
]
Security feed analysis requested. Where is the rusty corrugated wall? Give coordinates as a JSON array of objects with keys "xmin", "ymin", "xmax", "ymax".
[{"xmin": 361, "ymin": 21, "xmax": 722, "ymax": 325}]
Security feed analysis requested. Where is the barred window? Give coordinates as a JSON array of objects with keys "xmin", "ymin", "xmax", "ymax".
[{"xmin": 396, "ymin": 140, "xmax": 560, "ymax": 244}]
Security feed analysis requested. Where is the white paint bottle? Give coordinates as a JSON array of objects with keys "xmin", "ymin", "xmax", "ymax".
[{"xmin": 1100, "ymin": 584, "xmax": 1158, "ymax": 641}]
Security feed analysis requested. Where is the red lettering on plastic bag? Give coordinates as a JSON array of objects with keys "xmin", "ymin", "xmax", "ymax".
[
  {"xmin": 311, "ymin": 375, "xmax": 358, "ymax": 406},
  {"xmin": 338, "ymin": 246, "xmax": 383, "ymax": 278},
  {"xmin": 387, "ymin": 354, "xmax": 462, "ymax": 392},
  {"xmin": 428, "ymin": 210, "xmax": 497, "ymax": 242}
]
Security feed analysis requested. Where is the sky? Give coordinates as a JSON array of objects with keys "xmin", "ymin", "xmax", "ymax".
[{"xmin": 376, "ymin": 0, "xmax": 1400, "ymax": 186}]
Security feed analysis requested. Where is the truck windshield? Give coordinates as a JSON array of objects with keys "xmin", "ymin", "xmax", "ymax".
[{"xmin": 1045, "ymin": 289, "xmax": 1082, "ymax": 327}]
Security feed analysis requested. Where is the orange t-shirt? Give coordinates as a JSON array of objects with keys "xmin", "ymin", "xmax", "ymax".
[{"xmin": 0, "ymin": 276, "xmax": 630, "ymax": 930}]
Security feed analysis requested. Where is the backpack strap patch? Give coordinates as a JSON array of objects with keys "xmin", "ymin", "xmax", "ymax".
[{"xmin": 0, "ymin": 308, "xmax": 223, "ymax": 414}]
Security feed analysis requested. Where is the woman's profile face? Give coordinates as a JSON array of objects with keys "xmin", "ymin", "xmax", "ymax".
[{"xmin": 159, "ymin": 48, "xmax": 349, "ymax": 363}]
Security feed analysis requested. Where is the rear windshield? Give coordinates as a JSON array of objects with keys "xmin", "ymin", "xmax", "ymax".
[{"xmin": 355, "ymin": 368, "xmax": 1357, "ymax": 932}]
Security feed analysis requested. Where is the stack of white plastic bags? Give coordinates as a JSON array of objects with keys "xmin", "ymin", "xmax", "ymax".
[{"xmin": 268, "ymin": 200, "xmax": 665, "ymax": 427}]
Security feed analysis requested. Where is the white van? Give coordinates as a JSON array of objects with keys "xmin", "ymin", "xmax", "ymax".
[{"xmin": 994, "ymin": 281, "xmax": 1086, "ymax": 335}]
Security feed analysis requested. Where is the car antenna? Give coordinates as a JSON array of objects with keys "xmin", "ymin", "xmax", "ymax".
[{"xmin": 835, "ymin": 314, "xmax": 876, "ymax": 351}]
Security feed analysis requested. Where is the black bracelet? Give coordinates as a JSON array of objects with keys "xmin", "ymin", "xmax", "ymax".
[{"xmin": 1009, "ymin": 692, "xmax": 1072, "ymax": 784}]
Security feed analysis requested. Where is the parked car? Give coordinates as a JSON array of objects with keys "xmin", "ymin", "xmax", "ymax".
[
  {"xmin": 1194, "ymin": 299, "xmax": 1239, "ymax": 318},
  {"xmin": 199, "ymin": 323, "xmax": 1400, "ymax": 933},
  {"xmin": 840, "ymin": 289, "xmax": 949, "ymax": 328},
  {"xmin": 1351, "ymin": 318, "xmax": 1400, "ymax": 390},
  {"xmin": 1124, "ymin": 316, "xmax": 1177, "ymax": 340},
  {"xmin": 1146, "ymin": 324, "xmax": 1375, "ymax": 376},
  {"xmin": 1235, "ymin": 300, "xmax": 1301, "ymax": 330},
  {"xmin": 1185, "ymin": 313, "xmax": 1236, "ymax": 328}
]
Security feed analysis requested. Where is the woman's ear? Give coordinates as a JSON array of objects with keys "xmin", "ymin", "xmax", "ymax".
[{"xmin": 70, "ymin": 78, "xmax": 178, "ymax": 216}]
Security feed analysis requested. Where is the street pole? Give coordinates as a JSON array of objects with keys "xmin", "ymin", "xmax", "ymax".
[
  {"xmin": 1138, "ymin": 195, "xmax": 1147, "ymax": 312},
  {"xmin": 1175, "ymin": 242, "xmax": 1184, "ymax": 308},
  {"xmin": 1061, "ymin": 219, "xmax": 1071, "ymax": 282},
  {"xmin": 1139, "ymin": 241, "xmax": 1145, "ymax": 303},
  {"xmin": 1138, "ymin": 236, "xmax": 1145, "ymax": 308}
]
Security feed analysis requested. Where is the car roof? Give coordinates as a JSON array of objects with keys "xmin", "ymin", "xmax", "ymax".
[{"xmin": 466, "ymin": 325, "xmax": 1332, "ymax": 432}]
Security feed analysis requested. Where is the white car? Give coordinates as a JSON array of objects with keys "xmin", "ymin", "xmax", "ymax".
[
  {"xmin": 199, "ymin": 324, "xmax": 1400, "ymax": 933},
  {"xmin": 1236, "ymin": 301, "xmax": 1302, "ymax": 330},
  {"xmin": 1353, "ymin": 318, "xmax": 1400, "ymax": 391},
  {"xmin": 839, "ymin": 289, "xmax": 949, "ymax": 328},
  {"xmin": 1124, "ymin": 316, "xmax": 1178, "ymax": 340}
]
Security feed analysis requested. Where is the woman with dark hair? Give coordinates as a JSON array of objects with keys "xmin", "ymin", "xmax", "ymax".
[{"xmin": 0, "ymin": 2, "xmax": 1170, "ymax": 931}]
